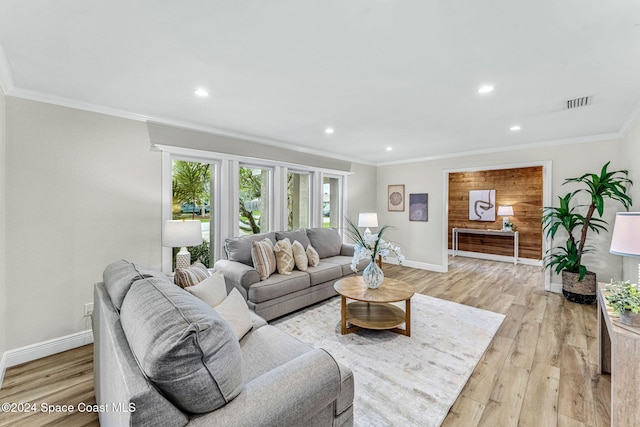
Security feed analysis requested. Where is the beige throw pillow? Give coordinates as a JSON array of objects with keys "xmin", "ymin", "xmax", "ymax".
[
  {"xmin": 291, "ymin": 240, "xmax": 308, "ymax": 271},
  {"xmin": 214, "ymin": 288, "xmax": 254, "ymax": 341},
  {"xmin": 185, "ymin": 270, "xmax": 227, "ymax": 307},
  {"xmin": 274, "ymin": 238, "xmax": 295, "ymax": 275},
  {"xmin": 251, "ymin": 238, "xmax": 276, "ymax": 280},
  {"xmin": 174, "ymin": 261, "xmax": 211, "ymax": 288},
  {"xmin": 306, "ymin": 244, "xmax": 320, "ymax": 267}
]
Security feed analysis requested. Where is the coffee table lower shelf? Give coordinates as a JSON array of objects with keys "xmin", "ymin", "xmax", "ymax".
[{"xmin": 343, "ymin": 301, "xmax": 410, "ymax": 336}]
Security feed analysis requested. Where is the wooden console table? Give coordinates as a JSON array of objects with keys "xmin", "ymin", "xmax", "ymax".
[
  {"xmin": 597, "ymin": 283, "xmax": 640, "ymax": 426},
  {"xmin": 452, "ymin": 228, "xmax": 519, "ymax": 265}
]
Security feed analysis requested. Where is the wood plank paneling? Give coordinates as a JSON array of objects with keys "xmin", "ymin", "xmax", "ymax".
[{"xmin": 448, "ymin": 166, "xmax": 543, "ymax": 259}]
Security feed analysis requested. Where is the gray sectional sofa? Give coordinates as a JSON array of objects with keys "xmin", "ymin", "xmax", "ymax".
[
  {"xmin": 93, "ymin": 260, "xmax": 354, "ymax": 427},
  {"xmin": 214, "ymin": 227, "xmax": 368, "ymax": 321}
]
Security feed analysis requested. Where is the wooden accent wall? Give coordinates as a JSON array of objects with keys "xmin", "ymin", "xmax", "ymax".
[{"xmin": 448, "ymin": 166, "xmax": 543, "ymax": 260}]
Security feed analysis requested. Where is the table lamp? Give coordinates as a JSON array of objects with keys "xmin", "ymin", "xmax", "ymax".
[
  {"xmin": 358, "ymin": 213, "xmax": 378, "ymax": 235},
  {"xmin": 497, "ymin": 205, "xmax": 514, "ymax": 231},
  {"xmin": 609, "ymin": 212, "xmax": 640, "ymax": 284},
  {"xmin": 163, "ymin": 220, "xmax": 203, "ymax": 270}
]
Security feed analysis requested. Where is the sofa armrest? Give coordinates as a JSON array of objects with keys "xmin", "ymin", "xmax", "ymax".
[
  {"xmin": 188, "ymin": 349, "xmax": 342, "ymax": 427},
  {"xmin": 340, "ymin": 243, "xmax": 356, "ymax": 257},
  {"xmin": 214, "ymin": 259, "xmax": 260, "ymax": 298}
]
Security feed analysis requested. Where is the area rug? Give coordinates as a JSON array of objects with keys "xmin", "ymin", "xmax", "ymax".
[{"xmin": 271, "ymin": 294, "xmax": 505, "ymax": 427}]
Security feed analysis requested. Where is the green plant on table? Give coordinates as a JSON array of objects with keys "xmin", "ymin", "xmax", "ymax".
[{"xmin": 606, "ymin": 280, "xmax": 640, "ymax": 315}]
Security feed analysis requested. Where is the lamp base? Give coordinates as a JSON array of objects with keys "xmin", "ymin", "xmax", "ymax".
[{"xmin": 176, "ymin": 247, "xmax": 191, "ymax": 270}]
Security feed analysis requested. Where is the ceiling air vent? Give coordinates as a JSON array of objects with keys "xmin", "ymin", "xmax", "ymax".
[{"xmin": 565, "ymin": 96, "xmax": 592, "ymax": 109}]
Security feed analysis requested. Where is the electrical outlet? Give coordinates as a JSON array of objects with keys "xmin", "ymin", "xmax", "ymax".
[{"xmin": 84, "ymin": 302, "xmax": 94, "ymax": 317}]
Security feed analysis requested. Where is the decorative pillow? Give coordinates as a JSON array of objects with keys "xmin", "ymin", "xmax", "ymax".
[
  {"xmin": 306, "ymin": 244, "xmax": 320, "ymax": 267},
  {"xmin": 174, "ymin": 261, "xmax": 211, "ymax": 288},
  {"xmin": 214, "ymin": 288, "xmax": 254, "ymax": 340},
  {"xmin": 251, "ymin": 238, "xmax": 276, "ymax": 280},
  {"xmin": 185, "ymin": 271, "xmax": 227, "ymax": 307},
  {"xmin": 291, "ymin": 240, "xmax": 309, "ymax": 271},
  {"xmin": 120, "ymin": 277, "xmax": 242, "ymax": 414},
  {"xmin": 274, "ymin": 238, "xmax": 295, "ymax": 275}
]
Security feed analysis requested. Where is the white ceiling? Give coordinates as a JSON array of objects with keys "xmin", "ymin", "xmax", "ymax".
[{"xmin": 1, "ymin": 1, "xmax": 640, "ymax": 165}]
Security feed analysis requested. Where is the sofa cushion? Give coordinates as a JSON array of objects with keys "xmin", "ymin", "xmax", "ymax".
[
  {"xmin": 185, "ymin": 270, "xmax": 227, "ymax": 307},
  {"xmin": 214, "ymin": 288, "xmax": 254, "ymax": 341},
  {"xmin": 274, "ymin": 238, "xmax": 295, "ymax": 275},
  {"xmin": 102, "ymin": 259, "xmax": 171, "ymax": 310},
  {"xmin": 306, "ymin": 228, "xmax": 342, "ymax": 259},
  {"xmin": 306, "ymin": 245, "xmax": 320, "ymax": 267},
  {"xmin": 323, "ymin": 255, "xmax": 369, "ymax": 276},
  {"xmin": 276, "ymin": 229, "xmax": 311, "ymax": 249},
  {"xmin": 251, "ymin": 238, "xmax": 277, "ymax": 280},
  {"xmin": 248, "ymin": 271, "xmax": 310, "ymax": 303},
  {"xmin": 174, "ymin": 261, "xmax": 211, "ymax": 288},
  {"xmin": 306, "ymin": 262, "xmax": 343, "ymax": 286},
  {"xmin": 225, "ymin": 232, "xmax": 276, "ymax": 266},
  {"xmin": 120, "ymin": 277, "xmax": 242, "ymax": 414},
  {"xmin": 291, "ymin": 240, "xmax": 309, "ymax": 271}
]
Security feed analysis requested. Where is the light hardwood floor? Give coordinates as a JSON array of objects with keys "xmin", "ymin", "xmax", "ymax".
[{"xmin": 0, "ymin": 257, "xmax": 609, "ymax": 426}]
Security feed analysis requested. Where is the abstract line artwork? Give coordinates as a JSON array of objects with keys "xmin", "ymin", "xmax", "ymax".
[{"xmin": 469, "ymin": 189, "xmax": 496, "ymax": 221}]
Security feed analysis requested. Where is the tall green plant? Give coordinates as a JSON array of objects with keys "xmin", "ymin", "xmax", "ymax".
[{"xmin": 542, "ymin": 161, "xmax": 632, "ymax": 280}]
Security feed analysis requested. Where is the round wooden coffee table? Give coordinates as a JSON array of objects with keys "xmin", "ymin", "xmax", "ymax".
[{"xmin": 334, "ymin": 276, "xmax": 415, "ymax": 336}]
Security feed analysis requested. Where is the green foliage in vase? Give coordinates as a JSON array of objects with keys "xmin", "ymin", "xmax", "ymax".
[
  {"xmin": 542, "ymin": 161, "xmax": 632, "ymax": 281},
  {"xmin": 606, "ymin": 280, "xmax": 640, "ymax": 315}
]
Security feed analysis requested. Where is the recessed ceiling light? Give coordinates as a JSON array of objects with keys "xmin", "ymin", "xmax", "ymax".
[
  {"xmin": 386, "ymin": 147, "xmax": 393, "ymax": 151},
  {"xmin": 194, "ymin": 88, "xmax": 209, "ymax": 97},
  {"xmin": 324, "ymin": 127, "xmax": 334, "ymax": 134},
  {"xmin": 478, "ymin": 85, "xmax": 494, "ymax": 94},
  {"xmin": 510, "ymin": 125, "xmax": 521, "ymax": 131}
]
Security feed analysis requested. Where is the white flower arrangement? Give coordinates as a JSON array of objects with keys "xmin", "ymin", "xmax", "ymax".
[{"xmin": 345, "ymin": 217, "xmax": 405, "ymax": 272}]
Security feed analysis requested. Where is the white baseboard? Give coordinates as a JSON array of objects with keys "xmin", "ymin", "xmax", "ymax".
[
  {"xmin": 447, "ymin": 250, "xmax": 542, "ymax": 266},
  {"xmin": 381, "ymin": 258, "xmax": 447, "ymax": 273},
  {"xmin": 0, "ymin": 330, "xmax": 93, "ymax": 390},
  {"xmin": 549, "ymin": 282, "xmax": 562, "ymax": 294}
]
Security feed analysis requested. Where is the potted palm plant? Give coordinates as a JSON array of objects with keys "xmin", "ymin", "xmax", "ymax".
[{"xmin": 542, "ymin": 161, "xmax": 632, "ymax": 304}]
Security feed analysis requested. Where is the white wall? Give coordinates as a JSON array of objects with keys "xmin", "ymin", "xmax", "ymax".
[
  {"xmin": 2, "ymin": 96, "xmax": 376, "ymax": 354},
  {"xmin": 622, "ymin": 114, "xmax": 640, "ymax": 283},
  {"xmin": 5, "ymin": 98, "xmax": 162, "ymax": 349},
  {"xmin": 346, "ymin": 161, "xmax": 377, "ymax": 222},
  {"xmin": 376, "ymin": 138, "xmax": 628, "ymax": 283},
  {"xmin": 0, "ymin": 85, "xmax": 6, "ymax": 356}
]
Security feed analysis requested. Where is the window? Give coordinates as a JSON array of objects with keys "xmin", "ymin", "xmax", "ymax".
[
  {"xmin": 239, "ymin": 166, "xmax": 271, "ymax": 235},
  {"xmin": 171, "ymin": 159, "xmax": 216, "ymax": 267},
  {"xmin": 287, "ymin": 171, "xmax": 310, "ymax": 230},
  {"xmin": 323, "ymin": 176, "xmax": 342, "ymax": 229}
]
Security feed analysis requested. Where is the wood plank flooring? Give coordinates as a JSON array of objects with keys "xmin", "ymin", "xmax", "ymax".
[{"xmin": 0, "ymin": 257, "xmax": 610, "ymax": 426}]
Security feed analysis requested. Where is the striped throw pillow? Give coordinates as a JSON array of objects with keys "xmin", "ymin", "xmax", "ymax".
[
  {"xmin": 174, "ymin": 261, "xmax": 211, "ymax": 288},
  {"xmin": 251, "ymin": 238, "xmax": 276, "ymax": 280}
]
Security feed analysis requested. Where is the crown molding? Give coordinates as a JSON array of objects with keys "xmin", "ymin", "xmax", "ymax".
[
  {"xmin": 7, "ymin": 84, "xmax": 375, "ymax": 167},
  {"xmin": 0, "ymin": 45, "xmax": 14, "ymax": 94},
  {"xmin": 376, "ymin": 132, "xmax": 623, "ymax": 167}
]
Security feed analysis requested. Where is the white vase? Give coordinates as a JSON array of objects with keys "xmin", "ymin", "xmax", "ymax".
[{"xmin": 362, "ymin": 259, "xmax": 384, "ymax": 289}]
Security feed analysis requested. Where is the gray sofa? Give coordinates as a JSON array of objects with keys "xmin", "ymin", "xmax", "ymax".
[
  {"xmin": 93, "ymin": 260, "xmax": 354, "ymax": 427},
  {"xmin": 214, "ymin": 228, "xmax": 368, "ymax": 321}
]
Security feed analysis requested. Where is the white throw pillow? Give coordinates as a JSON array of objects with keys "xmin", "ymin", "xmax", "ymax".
[
  {"xmin": 251, "ymin": 238, "xmax": 276, "ymax": 280},
  {"xmin": 291, "ymin": 240, "xmax": 309, "ymax": 271},
  {"xmin": 185, "ymin": 270, "xmax": 227, "ymax": 307},
  {"xmin": 306, "ymin": 244, "xmax": 320, "ymax": 267},
  {"xmin": 214, "ymin": 288, "xmax": 254, "ymax": 340}
]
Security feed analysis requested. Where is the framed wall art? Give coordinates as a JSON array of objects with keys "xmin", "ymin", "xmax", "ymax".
[
  {"xmin": 409, "ymin": 193, "xmax": 428, "ymax": 221},
  {"xmin": 469, "ymin": 189, "xmax": 496, "ymax": 221},
  {"xmin": 388, "ymin": 185, "xmax": 405, "ymax": 211}
]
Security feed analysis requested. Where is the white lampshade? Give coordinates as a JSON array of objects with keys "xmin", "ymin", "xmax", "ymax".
[
  {"xmin": 610, "ymin": 212, "xmax": 640, "ymax": 257},
  {"xmin": 358, "ymin": 213, "xmax": 379, "ymax": 228},
  {"xmin": 497, "ymin": 205, "xmax": 514, "ymax": 217},
  {"xmin": 163, "ymin": 220, "xmax": 203, "ymax": 248}
]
